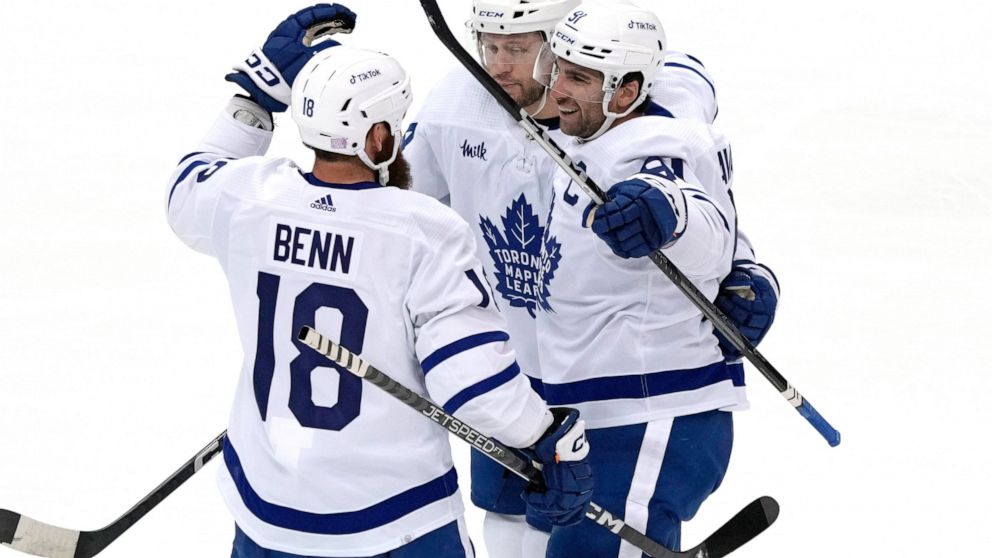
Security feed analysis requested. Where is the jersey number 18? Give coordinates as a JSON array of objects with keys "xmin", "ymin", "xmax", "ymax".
[{"xmin": 252, "ymin": 271, "xmax": 368, "ymax": 431}]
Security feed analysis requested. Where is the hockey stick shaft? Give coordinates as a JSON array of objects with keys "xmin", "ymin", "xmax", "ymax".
[
  {"xmin": 301, "ymin": 326, "xmax": 773, "ymax": 558},
  {"xmin": 78, "ymin": 431, "xmax": 226, "ymax": 555},
  {"xmin": 0, "ymin": 431, "xmax": 225, "ymax": 558},
  {"xmin": 418, "ymin": 0, "xmax": 839, "ymax": 447}
]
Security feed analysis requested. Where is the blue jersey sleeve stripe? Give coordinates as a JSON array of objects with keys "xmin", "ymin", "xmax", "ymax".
[
  {"xmin": 542, "ymin": 361, "xmax": 741, "ymax": 405},
  {"xmin": 727, "ymin": 361, "xmax": 745, "ymax": 385},
  {"xmin": 167, "ymin": 160, "xmax": 210, "ymax": 209},
  {"xmin": 664, "ymin": 62, "xmax": 717, "ymax": 99},
  {"xmin": 687, "ymin": 192, "xmax": 731, "ymax": 233},
  {"xmin": 442, "ymin": 362, "xmax": 521, "ymax": 414},
  {"xmin": 177, "ymin": 151, "xmax": 206, "ymax": 165},
  {"xmin": 403, "ymin": 122, "xmax": 418, "ymax": 148},
  {"xmin": 645, "ymin": 101, "xmax": 675, "ymax": 118},
  {"xmin": 421, "ymin": 331, "xmax": 510, "ymax": 375},
  {"xmin": 223, "ymin": 439, "xmax": 459, "ymax": 535},
  {"xmin": 684, "ymin": 54, "xmax": 706, "ymax": 67},
  {"xmin": 526, "ymin": 374, "xmax": 545, "ymax": 399},
  {"xmin": 751, "ymin": 262, "xmax": 782, "ymax": 292}
]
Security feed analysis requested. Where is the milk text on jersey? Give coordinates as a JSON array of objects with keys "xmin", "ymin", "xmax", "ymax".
[
  {"xmin": 461, "ymin": 139, "xmax": 488, "ymax": 161},
  {"xmin": 271, "ymin": 223, "xmax": 356, "ymax": 275}
]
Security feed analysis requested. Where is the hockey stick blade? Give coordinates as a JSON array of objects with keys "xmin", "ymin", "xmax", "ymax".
[
  {"xmin": 683, "ymin": 496, "xmax": 779, "ymax": 558},
  {"xmin": 299, "ymin": 326, "xmax": 778, "ymax": 557},
  {"xmin": 0, "ymin": 432, "xmax": 225, "ymax": 558},
  {"xmin": 417, "ymin": 0, "xmax": 840, "ymax": 447}
]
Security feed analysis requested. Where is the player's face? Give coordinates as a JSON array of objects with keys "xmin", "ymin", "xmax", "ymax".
[
  {"xmin": 549, "ymin": 58, "xmax": 607, "ymax": 138},
  {"xmin": 477, "ymin": 32, "xmax": 547, "ymax": 109}
]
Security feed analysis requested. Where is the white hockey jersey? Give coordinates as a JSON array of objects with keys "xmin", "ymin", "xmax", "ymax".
[
  {"xmin": 536, "ymin": 115, "xmax": 747, "ymax": 429},
  {"xmin": 404, "ymin": 67, "xmax": 566, "ymax": 391},
  {"xmin": 654, "ymin": 54, "xmax": 780, "ymax": 316},
  {"xmin": 654, "ymin": 52, "xmax": 720, "ymax": 125},
  {"xmin": 405, "ymin": 52, "xmax": 759, "ymax": 429},
  {"xmin": 166, "ymin": 108, "xmax": 550, "ymax": 556}
]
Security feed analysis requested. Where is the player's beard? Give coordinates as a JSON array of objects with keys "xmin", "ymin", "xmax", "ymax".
[
  {"xmin": 510, "ymin": 79, "xmax": 547, "ymax": 112},
  {"xmin": 557, "ymin": 97, "xmax": 607, "ymax": 140},
  {"xmin": 387, "ymin": 151, "xmax": 411, "ymax": 190},
  {"xmin": 373, "ymin": 134, "xmax": 411, "ymax": 189}
]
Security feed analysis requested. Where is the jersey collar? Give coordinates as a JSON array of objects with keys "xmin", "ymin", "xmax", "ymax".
[
  {"xmin": 534, "ymin": 116, "xmax": 561, "ymax": 131},
  {"xmin": 301, "ymin": 172, "xmax": 381, "ymax": 191},
  {"xmin": 645, "ymin": 102, "xmax": 675, "ymax": 118}
]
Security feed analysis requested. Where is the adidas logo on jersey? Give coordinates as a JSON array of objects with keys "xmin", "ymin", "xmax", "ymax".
[{"xmin": 310, "ymin": 195, "xmax": 336, "ymax": 212}]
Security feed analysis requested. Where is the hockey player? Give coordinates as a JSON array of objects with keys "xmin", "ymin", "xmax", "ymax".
[
  {"xmin": 165, "ymin": 5, "xmax": 593, "ymax": 557},
  {"xmin": 527, "ymin": 1, "xmax": 752, "ymax": 555},
  {"xmin": 403, "ymin": 2, "xmax": 579, "ymax": 555},
  {"xmin": 403, "ymin": 0, "xmax": 778, "ymax": 556}
]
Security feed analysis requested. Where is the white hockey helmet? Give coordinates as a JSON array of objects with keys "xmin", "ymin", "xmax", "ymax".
[
  {"xmin": 471, "ymin": 0, "xmax": 580, "ymax": 37},
  {"xmin": 546, "ymin": 0, "xmax": 666, "ymax": 137},
  {"xmin": 291, "ymin": 46, "xmax": 412, "ymax": 185}
]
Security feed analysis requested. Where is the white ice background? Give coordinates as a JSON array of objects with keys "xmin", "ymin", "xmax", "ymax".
[{"xmin": 1, "ymin": 1, "xmax": 990, "ymax": 556}]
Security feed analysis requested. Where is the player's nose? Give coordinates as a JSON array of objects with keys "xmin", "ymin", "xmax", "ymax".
[
  {"xmin": 550, "ymin": 87, "xmax": 571, "ymax": 106},
  {"xmin": 489, "ymin": 61, "xmax": 514, "ymax": 76}
]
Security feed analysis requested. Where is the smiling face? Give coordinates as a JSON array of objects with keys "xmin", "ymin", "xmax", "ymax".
[
  {"xmin": 548, "ymin": 57, "xmax": 643, "ymax": 139},
  {"xmin": 477, "ymin": 31, "xmax": 548, "ymax": 111},
  {"xmin": 548, "ymin": 57, "xmax": 609, "ymax": 138}
]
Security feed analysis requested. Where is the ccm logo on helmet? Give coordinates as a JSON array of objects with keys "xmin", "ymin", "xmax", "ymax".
[
  {"xmin": 477, "ymin": 10, "xmax": 504, "ymax": 18},
  {"xmin": 349, "ymin": 68, "xmax": 382, "ymax": 84},
  {"xmin": 554, "ymin": 30, "xmax": 575, "ymax": 44}
]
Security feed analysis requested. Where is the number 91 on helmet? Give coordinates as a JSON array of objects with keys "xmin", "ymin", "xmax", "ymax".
[{"xmin": 291, "ymin": 46, "xmax": 413, "ymax": 185}]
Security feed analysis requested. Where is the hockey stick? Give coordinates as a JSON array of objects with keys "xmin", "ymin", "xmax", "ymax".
[
  {"xmin": 299, "ymin": 326, "xmax": 778, "ymax": 558},
  {"xmin": 418, "ymin": 0, "xmax": 840, "ymax": 447},
  {"xmin": 0, "ymin": 431, "xmax": 225, "ymax": 558}
]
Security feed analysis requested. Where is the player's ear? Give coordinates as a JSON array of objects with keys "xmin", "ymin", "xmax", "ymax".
[
  {"xmin": 365, "ymin": 123, "xmax": 391, "ymax": 162},
  {"xmin": 610, "ymin": 79, "xmax": 641, "ymax": 115}
]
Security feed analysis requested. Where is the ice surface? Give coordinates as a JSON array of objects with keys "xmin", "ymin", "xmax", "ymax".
[{"xmin": 0, "ymin": 1, "xmax": 989, "ymax": 556}]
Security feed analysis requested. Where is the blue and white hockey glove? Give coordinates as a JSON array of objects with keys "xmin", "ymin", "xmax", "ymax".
[
  {"xmin": 715, "ymin": 263, "xmax": 780, "ymax": 360},
  {"xmin": 226, "ymin": 4, "xmax": 357, "ymax": 113},
  {"xmin": 522, "ymin": 407, "xmax": 594, "ymax": 527},
  {"xmin": 588, "ymin": 173, "xmax": 688, "ymax": 259}
]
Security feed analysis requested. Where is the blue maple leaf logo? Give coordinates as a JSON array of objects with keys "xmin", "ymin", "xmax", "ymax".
[{"xmin": 479, "ymin": 194, "xmax": 560, "ymax": 317}]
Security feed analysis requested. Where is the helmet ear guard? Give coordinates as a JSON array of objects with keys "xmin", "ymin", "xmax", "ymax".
[{"xmin": 291, "ymin": 46, "xmax": 412, "ymax": 185}]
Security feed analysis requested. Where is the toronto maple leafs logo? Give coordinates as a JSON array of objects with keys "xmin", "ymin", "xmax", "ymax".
[{"xmin": 479, "ymin": 194, "xmax": 561, "ymax": 317}]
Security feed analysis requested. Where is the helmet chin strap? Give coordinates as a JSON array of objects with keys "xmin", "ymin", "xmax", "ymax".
[
  {"xmin": 528, "ymin": 88, "xmax": 550, "ymax": 116},
  {"xmin": 357, "ymin": 131, "xmax": 402, "ymax": 186},
  {"xmin": 578, "ymin": 113, "xmax": 616, "ymax": 143},
  {"xmin": 577, "ymin": 85, "xmax": 642, "ymax": 143}
]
